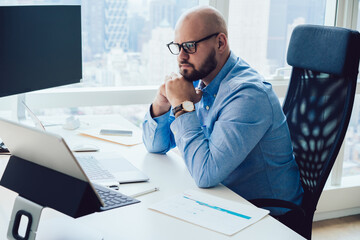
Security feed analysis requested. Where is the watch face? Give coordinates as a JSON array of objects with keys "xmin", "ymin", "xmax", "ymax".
[{"xmin": 183, "ymin": 101, "xmax": 195, "ymax": 112}]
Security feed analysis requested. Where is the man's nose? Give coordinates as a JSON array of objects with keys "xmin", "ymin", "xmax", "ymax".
[{"xmin": 178, "ymin": 47, "xmax": 189, "ymax": 61}]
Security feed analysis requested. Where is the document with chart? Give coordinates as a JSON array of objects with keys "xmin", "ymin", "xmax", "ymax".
[{"xmin": 149, "ymin": 190, "xmax": 269, "ymax": 236}]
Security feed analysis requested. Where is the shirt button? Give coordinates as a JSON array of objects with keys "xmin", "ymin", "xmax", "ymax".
[
  {"xmin": 206, "ymin": 106, "xmax": 210, "ymax": 110},
  {"xmin": 213, "ymin": 94, "xmax": 216, "ymax": 97}
]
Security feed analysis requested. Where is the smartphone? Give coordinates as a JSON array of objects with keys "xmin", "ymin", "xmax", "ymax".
[{"xmin": 99, "ymin": 129, "xmax": 133, "ymax": 136}]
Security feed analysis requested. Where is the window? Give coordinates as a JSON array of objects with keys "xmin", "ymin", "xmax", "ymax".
[
  {"xmin": 227, "ymin": 0, "xmax": 327, "ymax": 80},
  {"xmin": 344, "ymin": 95, "xmax": 360, "ymax": 177},
  {"xmin": 343, "ymin": 0, "xmax": 360, "ymax": 178},
  {"xmin": 358, "ymin": 0, "xmax": 360, "ymax": 30},
  {"xmin": 82, "ymin": 0, "xmax": 198, "ymax": 87}
]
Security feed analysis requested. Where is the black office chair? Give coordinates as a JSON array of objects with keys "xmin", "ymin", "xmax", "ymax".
[{"xmin": 249, "ymin": 24, "xmax": 360, "ymax": 239}]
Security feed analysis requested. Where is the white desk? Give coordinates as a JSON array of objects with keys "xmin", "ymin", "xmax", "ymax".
[{"xmin": 0, "ymin": 115, "xmax": 305, "ymax": 240}]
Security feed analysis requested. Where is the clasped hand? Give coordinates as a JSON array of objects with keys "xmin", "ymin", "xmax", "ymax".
[{"xmin": 151, "ymin": 73, "xmax": 203, "ymax": 117}]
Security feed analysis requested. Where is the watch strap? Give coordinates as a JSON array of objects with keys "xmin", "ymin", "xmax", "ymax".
[{"xmin": 172, "ymin": 104, "xmax": 183, "ymax": 115}]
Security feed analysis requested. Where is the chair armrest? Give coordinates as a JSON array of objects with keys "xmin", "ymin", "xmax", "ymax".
[{"xmin": 249, "ymin": 198, "xmax": 305, "ymax": 216}]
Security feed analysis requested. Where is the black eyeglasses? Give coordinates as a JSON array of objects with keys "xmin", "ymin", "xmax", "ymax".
[{"xmin": 167, "ymin": 32, "xmax": 219, "ymax": 55}]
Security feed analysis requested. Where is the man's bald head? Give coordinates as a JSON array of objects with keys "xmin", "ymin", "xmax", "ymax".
[
  {"xmin": 173, "ymin": 6, "xmax": 230, "ymax": 85},
  {"xmin": 175, "ymin": 6, "xmax": 228, "ymax": 38}
]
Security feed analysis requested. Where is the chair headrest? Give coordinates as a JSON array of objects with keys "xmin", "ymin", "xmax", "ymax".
[{"xmin": 287, "ymin": 24, "xmax": 360, "ymax": 76}]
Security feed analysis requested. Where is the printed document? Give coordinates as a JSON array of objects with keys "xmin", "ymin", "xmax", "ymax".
[{"xmin": 149, "ymin": 190, "xmax": 269, "ymax": 236}]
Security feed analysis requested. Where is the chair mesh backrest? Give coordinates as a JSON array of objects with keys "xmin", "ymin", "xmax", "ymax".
[
  {"xmin": 283, "ymin": 70, "xmax": 354, "ymax": 200},
  {"xmin": 283, "ymin": 25, "xmax": 360, "ymax": 208}
]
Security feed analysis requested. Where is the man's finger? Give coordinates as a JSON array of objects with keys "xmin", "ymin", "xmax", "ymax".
[
  {"xmin": 165, "ymin": 74, "xmax": 172, "ymax": 82},
  {"xmin": 170, "ymin": 72, "xmax": 178, "ymax": 80},
  {"xmin": 159, "ymin": 83, "xmax": 167, "ymax": 97}
]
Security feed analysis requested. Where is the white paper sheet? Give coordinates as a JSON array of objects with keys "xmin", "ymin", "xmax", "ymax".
[{"xmin": 149, "ymin": 190, "xmax": 269, "ymax": 236}]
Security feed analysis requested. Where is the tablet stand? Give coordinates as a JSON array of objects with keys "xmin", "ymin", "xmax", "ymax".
[{"xmin": 0, "ymin": 156, "xmax": 102, "ymax": 240}]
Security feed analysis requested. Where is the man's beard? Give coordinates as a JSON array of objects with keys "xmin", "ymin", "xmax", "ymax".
[{"xmin": 179, "ymin": 49, "xmax": 217, "ymax": 82}]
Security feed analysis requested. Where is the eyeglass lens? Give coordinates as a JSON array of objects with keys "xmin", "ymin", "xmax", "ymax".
[
  {"xmin": 183, "ymin": 42, "xmax": 196, "ymax": 53},
  {"xmin": 168, "ymin": 43, "xmax": 180, "ymax": 54},
  {"xmin": 168, "ymin": 42, "xmax": 196, "ymax": 55}
]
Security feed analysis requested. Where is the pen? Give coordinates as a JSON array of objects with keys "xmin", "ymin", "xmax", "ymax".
[{"xmin": 130, "ymin": 187, "xmax": 159, "ymax": 198}]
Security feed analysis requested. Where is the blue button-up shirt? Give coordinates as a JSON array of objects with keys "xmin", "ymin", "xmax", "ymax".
[{"xmin": 142, "ymin": 52, "xmax": 303, "ymax": 215}]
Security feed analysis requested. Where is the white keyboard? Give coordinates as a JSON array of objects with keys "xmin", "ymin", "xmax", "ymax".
[{"xmin": 77, "ymin": 155, "xmax": 115, "ymax": 181}]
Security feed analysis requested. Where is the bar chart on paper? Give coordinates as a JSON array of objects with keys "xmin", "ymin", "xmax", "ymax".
[{"xmin": 149, "ymin": 190, "xmax": 269, "ymax": 235}]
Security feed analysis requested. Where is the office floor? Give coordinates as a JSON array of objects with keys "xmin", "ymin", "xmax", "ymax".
[{"xmin": 312, "ymin": 214, "xmax": 360, "ymax": 240}]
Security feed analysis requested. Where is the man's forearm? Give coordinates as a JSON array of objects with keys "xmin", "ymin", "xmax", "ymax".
[
  {"xmin": 150, "ymin": 103, "xmax": 170, "ymax": 118},
  {"xmin": 142, "ymin": 107, "xmax": 176, "ymax": 154}
]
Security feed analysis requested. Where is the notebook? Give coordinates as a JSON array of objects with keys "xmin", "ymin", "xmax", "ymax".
[
  {"xmin": 0, "ymin": 117, "xmax": 140, "ymax": 211},
  {"xmin": 22, "ymin": 101, "xmax": 149, "ymax": 188}
]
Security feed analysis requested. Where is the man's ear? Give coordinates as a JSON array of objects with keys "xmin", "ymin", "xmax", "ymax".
[{"xmin": 217, "ymin": 33, "xmax": 227, "ymax": 53}]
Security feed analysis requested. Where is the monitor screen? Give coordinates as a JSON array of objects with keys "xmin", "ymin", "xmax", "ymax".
[{"xmin": 0, "ymin": 5, "xmax": 82, "ymax": 97}]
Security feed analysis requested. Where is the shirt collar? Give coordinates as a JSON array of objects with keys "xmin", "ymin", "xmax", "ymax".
[{"xmin": 197, "ymin": 51, "xmax": 238, "ymax": 97}]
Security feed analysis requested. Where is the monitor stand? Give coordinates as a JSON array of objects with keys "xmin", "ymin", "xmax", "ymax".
[{"xmin": 15, "ymin": 93, "xmax": 26, "ymax": 121}]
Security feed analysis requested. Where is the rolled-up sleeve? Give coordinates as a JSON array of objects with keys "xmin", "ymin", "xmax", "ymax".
[{"xmin": 142, "ymin": 105, "xmax": 176, "ymax": 154}]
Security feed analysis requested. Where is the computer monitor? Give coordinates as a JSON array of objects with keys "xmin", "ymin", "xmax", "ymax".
[
  {"xmin": 0, "ymin": 5, "xmax": 82, "ymax": 97},
  {"xmin": 0, "ymin": 5, "xmax": 82, "ymax": 152}
]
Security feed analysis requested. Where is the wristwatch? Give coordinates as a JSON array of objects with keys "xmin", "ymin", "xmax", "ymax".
[{"xmin": 172, "ymin": 100, "xmax": 195, "ymax": 115}]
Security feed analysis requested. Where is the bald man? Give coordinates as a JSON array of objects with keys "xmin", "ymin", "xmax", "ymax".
[{"xmin": 142, "ymin": 6, "xmax": 303, "ymax": 216}]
